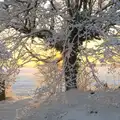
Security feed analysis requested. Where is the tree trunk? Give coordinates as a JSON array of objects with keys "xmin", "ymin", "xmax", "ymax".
[
  {"xmin": 63, "ymin": 14, "xmax": 85, "ymax": 90},
  {"xmin": 64, "ymin": 46, "xmax": 78, "ymax": 91},
  {"xmin": 0, "ymin": 81, "xmax": 5, "ymax": 101},
  {"xmin": 64, "ymin": 25, "xmax": 80, "ymax": 91}
]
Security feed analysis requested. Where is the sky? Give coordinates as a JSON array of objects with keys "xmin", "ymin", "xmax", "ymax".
[{"xmin": 0, "ymin": 0, "xmax": 4, "ymax": 2}]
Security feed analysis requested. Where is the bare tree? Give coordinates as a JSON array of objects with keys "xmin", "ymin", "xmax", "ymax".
[{"xmin": 0, "ymin": 0, "xmax": 120, "ymax": 91}]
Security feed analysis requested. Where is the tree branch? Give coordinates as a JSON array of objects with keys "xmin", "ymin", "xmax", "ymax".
[
  {"xmin": 96, "ymin": 1, "xmax": 115, "ymax": 14},
  {"xmin": 66, "ymin": 0, "xmax": 73, "ymax": 17},
  {"xmin": 78, "ymin": 0, "xmax": 83, "ymax": 11},
  {"xmin": 83, "ymin": 0, "xmax": 88, "ymax": 10},
  {"xmin": 24, "ymin": 45, "xmax": 52, "ymax": 63},
  {"xmin": 50, "ymin": 0, "xmax": 57, "ymax": 11}
]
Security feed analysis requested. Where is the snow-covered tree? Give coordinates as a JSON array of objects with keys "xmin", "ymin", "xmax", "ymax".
[
  {"xmin": 0, "ymin": 40, "xmax": 9, "ymax": 100},
  {"xmin": 0, "ymin": 0, "xmax": 120, "ymax": 91},
  {"xmin": 0, "ymin": 39, "xmax": 17, "ymax": 100},
  {"xmin": 0, "ymin": 32, "xmax": 20, "ymax": 101}
]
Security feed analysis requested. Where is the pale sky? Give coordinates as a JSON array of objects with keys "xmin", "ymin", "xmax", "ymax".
[{"xmin": 0, "ymin": 0, "xmax": 4, "ymax": 2}]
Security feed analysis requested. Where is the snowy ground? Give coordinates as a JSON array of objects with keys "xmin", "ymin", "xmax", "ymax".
[
  {"xmin": 1, "ymin": 66, "xmax": 120, "ymax": 120},
  {"xmin": 22, "ymin": 89, "xmax": 120, "ymax": 120},
  {"xmin": 1, "ymin": 89, "xmax": 120, "ymax": 120}
]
